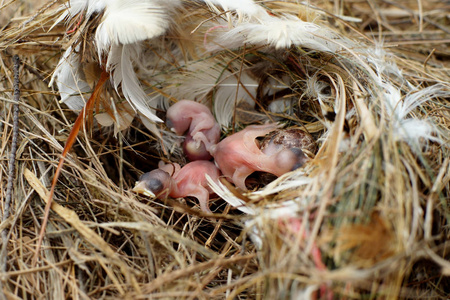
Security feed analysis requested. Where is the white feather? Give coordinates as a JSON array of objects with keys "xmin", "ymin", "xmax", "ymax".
[
  {"xmin": 251, "ymin": 172, "xmax": 313, "ymax": 198},
  {"xmin": 94, "ymin": 0, "xmax": 184, "ymax": 127},
  {"xmin": 398, "ymin": 85, "xmax": 446, "ymax": 119},
  {"xmin": 51, "ymin": 0, "xmax": 107, "ymax": 30},
  {"xmin": 95, "ymin": 0, "xmax": 177, "ymax": 56},
  {"xmin": 202, "ymin": 0, "xmax": 262, "ymax": 16},
  {"xmin": 107, "ymin": 44, "xmax": 162, "ymax": 123},
  {"xmin": 164, "ymin": 61, "xmax": 260, "ymax": 128},
  {"xmin": 51, "ymin": 0, "xmax": 89, "ymax": 29},
  {"xmin": 213, "ymin": 15, "xmax": 346, "ymax": 52},
  {"xmin": 366, "ymin": 47, "xmax": 405, "ymax": 81},
  {"xmin": 49, "ymin": 46, "xmax": 90, "ymax": 111},
  {"xmin": 394, "ymin": 119, "xmax": 440, "ymax": 147},
  {"xmin": 386, "ymin": 84, "xmax": 446, "ymax": 148},
  {"xmin": 206, "ymin": 175, "xmax": 256, "ymax": 215},
  {"xmin": 165, "ymin": 61, "xmax": 224, "ymax": 102},
  {"xmin": 213, "ymin": 72, "xmax": 258, "ymax": 127},
  {"xmin": 206, "ymin": 174, "xmax": 311, "ymax": 218}
]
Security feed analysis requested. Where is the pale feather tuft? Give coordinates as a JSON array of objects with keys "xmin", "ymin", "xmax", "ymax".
[
  {"xmin": 49, "ymin": 46, "xmax": 90, "ymax": 111},
  {"xmin": 165, "ymin": 61, "xmax": 259, "ymax": 128},
  {"xmin": 213, "ymin": 15, "xmax": 347, "ymax": 52},
  {"xmin": 382, "ymin": 83, "xmax": 446, "ymax": 148},
  {"xmin": 107, "ymin": 44, "xmax": 162, "ymax": 124},
  {"xmin": 206, "ymin": 175, "xmax": 256, "ymax": 215},
  {"xmin": 51, "ymin": 0, "xmax": 89, "ymax": 29},
  {"xmin": 51, "ymin": 0, "xmax": 109, "ymax": 30},
  {"xmin": 203, "ymin": 0, "xmax": 262, "ymax": 16},
  {"xmin": 212, "ymin": 72, "xmax": 258, "ymax": 128},
  {"xmin": 95, "ymin": 0, "xmax": 176, "ymax": 56}
]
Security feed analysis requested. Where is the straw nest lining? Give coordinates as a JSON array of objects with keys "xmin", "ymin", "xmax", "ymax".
[{"xmin": 0, "ymin": 0, "xmax": 449, "ymax": 299}]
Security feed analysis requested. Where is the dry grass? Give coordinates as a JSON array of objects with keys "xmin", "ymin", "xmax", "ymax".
[{"xmin": 0, "ymin": 0, "xmax": 449, "ymax": 299}]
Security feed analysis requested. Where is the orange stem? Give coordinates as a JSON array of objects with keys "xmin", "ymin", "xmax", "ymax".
[{"xmin": 32, "ymin": 70, "xmax": 109, "ymax": 266}]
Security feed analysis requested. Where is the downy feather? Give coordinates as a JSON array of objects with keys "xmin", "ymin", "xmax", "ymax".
[
  {"xmin": 382, "ymin": 83, "xmax": 446, "ymax": 148},
  {"xmin": 202, "ymin": 0, "xmax": 262, "ymax": 17},
  {"xmin": 206, "ymin": 175, "xmax": 256, "ymax": 215},
  {"xmin": 49, "ymin": 46, "xmax": 90, "ymax": 111},
  {"xmin": 95, "ymin": 0, "xmax": 176, "ymax": 56},
  {"xmin": 213, "ymin": 71, "xmax": 258, "ymax": 128},
  {"xmin": 51, "ymin": 0, "xmax": 107, "ymax": 30},
  {"xmin": 212, "ymin": 14, "xmax": 346, "ymax": 52},
  {"xmin": 164, "ymin": 61, "xmax": 259, "ymax": 128},
  {"xmin": 107, "ymin": 44, "xmax": 162, "ymax": 123}
]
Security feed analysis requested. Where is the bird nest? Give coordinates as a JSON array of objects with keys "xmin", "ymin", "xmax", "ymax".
[{"xmin": 1, "ymin": 0, "xmax": 449, "ymax": 299}]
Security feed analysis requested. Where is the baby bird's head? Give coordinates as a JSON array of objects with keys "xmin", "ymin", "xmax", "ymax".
[
  {"xmin": 133, "ymin": 169, "xmax": 172, "ymax": 198},
  {"xmin": 274, "ymin": 148, "xmax": 309, "ymax": 173}
]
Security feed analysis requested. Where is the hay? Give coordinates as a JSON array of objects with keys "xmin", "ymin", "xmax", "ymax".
[{"xmin": 1, "ymin": 0, "xmax": 449, "ymax": 299}]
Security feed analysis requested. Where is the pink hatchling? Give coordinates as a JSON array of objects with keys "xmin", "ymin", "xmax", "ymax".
[
  {"xmin": 166, "ymin": 100, "xmax": 221, "ymax": 161},
  {"xmin": 133, "ymin": 160, "xmax": 221, "ymax": 213},
  {"xmin": 209, "ymin": 123, "xmax": 308, "ymax": 190}
]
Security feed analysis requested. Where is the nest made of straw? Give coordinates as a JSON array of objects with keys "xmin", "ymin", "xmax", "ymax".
[{"xmin": 0, "ymin": 0, "xmax": 449, "ymax": 299}]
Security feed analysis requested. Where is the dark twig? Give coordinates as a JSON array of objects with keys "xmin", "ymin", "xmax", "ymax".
[{"xmin": 1, "ymin": 55, "xmax": 21, "ymax": 273}]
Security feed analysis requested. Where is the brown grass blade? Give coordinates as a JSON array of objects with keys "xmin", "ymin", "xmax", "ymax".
[{"xmin": 32, "ymin": 70, "xmax": 109, "ymax": 266}]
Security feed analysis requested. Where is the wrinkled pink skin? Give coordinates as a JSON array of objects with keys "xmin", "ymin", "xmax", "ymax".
[
  {"xmin": 166, "ymin": 100, "xmax": 221, "ymax": 161},
  {"xmin": 138, "ymin": 161, "xmax": 221, "ymax": 213},
  {"xmin": 209, "ymin": 124, "xmax": 303, "ymax": 190}
]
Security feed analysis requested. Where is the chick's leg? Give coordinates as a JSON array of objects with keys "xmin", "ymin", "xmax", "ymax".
[
  {"xmin": 189, "ymin": 188, "xmax": 212, "ymax": 213},
  {"xmin": 232, "ymin": 167, "xmax": 254, "ymax": 191}
]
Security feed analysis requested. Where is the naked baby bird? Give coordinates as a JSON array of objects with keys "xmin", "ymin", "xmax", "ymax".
[
  {"xmin": 209, "ymin": 124, "xmax": 308, "ymax": 190},
  {"xmin": 133, "ymin": 160, "xmax": 221, "ymax": 213},
  {"xmin": 166, "ymin": 100, "xmax": 221, "ymax": 161}
]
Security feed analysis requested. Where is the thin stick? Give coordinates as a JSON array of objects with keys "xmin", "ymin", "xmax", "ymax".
[
  {"xmin": 1, "ymin": 55, "xmax": 21, "ymax": 273},
  {"xmin": 32, "ymin": 70, "xmax": 109, "ymax": 266}
]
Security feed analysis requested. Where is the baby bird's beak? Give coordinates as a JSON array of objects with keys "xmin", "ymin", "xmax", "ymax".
[{"xmin": 132, "ymin": 181, "xmax": 156, "ymax": 197}]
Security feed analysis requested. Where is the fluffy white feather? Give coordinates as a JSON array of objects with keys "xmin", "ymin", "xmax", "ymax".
[
  {"xmin": 202, "ymin": 0, "xmax": 262, "ymax": 16},
  {"xmin": 51, "ymin": 0, "xmax": 107, "ymax": 30},
  {"xmin": 52, "ymin": 0, "xmax": 88, "ymax": 28},
  {"xmin": 213, "ymin": 15, "xmax": 346, "ymax": 52},
  {"xmin": 384, "ymin": 84, "xmax": 446, "ymax": 148},
  {"xmin": 164, "ymin": 61, "xmax": 224, "ymax": 102},
  {"xmin": 164, "ymin": 61, "xmax": 259, "ymax": 128},
  {"xmin": 107, "ymin": 44, "xmax": 162, "ymax": 123},
  {"xmin": 213, "ymin": 72, "xmax": 258, "ymax": 127},
  {"xmin": 206, "ymin": 175, "xmax": 256, "ymax": 215},
  {"xmin": 49, "ymin": 46, "xmax": 90, "ymax": 111},
  {"xmin": 251, "ymin": 171, "xmax": 313, "ymax": 198},
  {"xmin": 397, "ymin": 85, "xmax": 446, "ymax": 120},
  {"xmin": 95, "ymin": 0, "xmax": 177, "ymax": 56}
]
